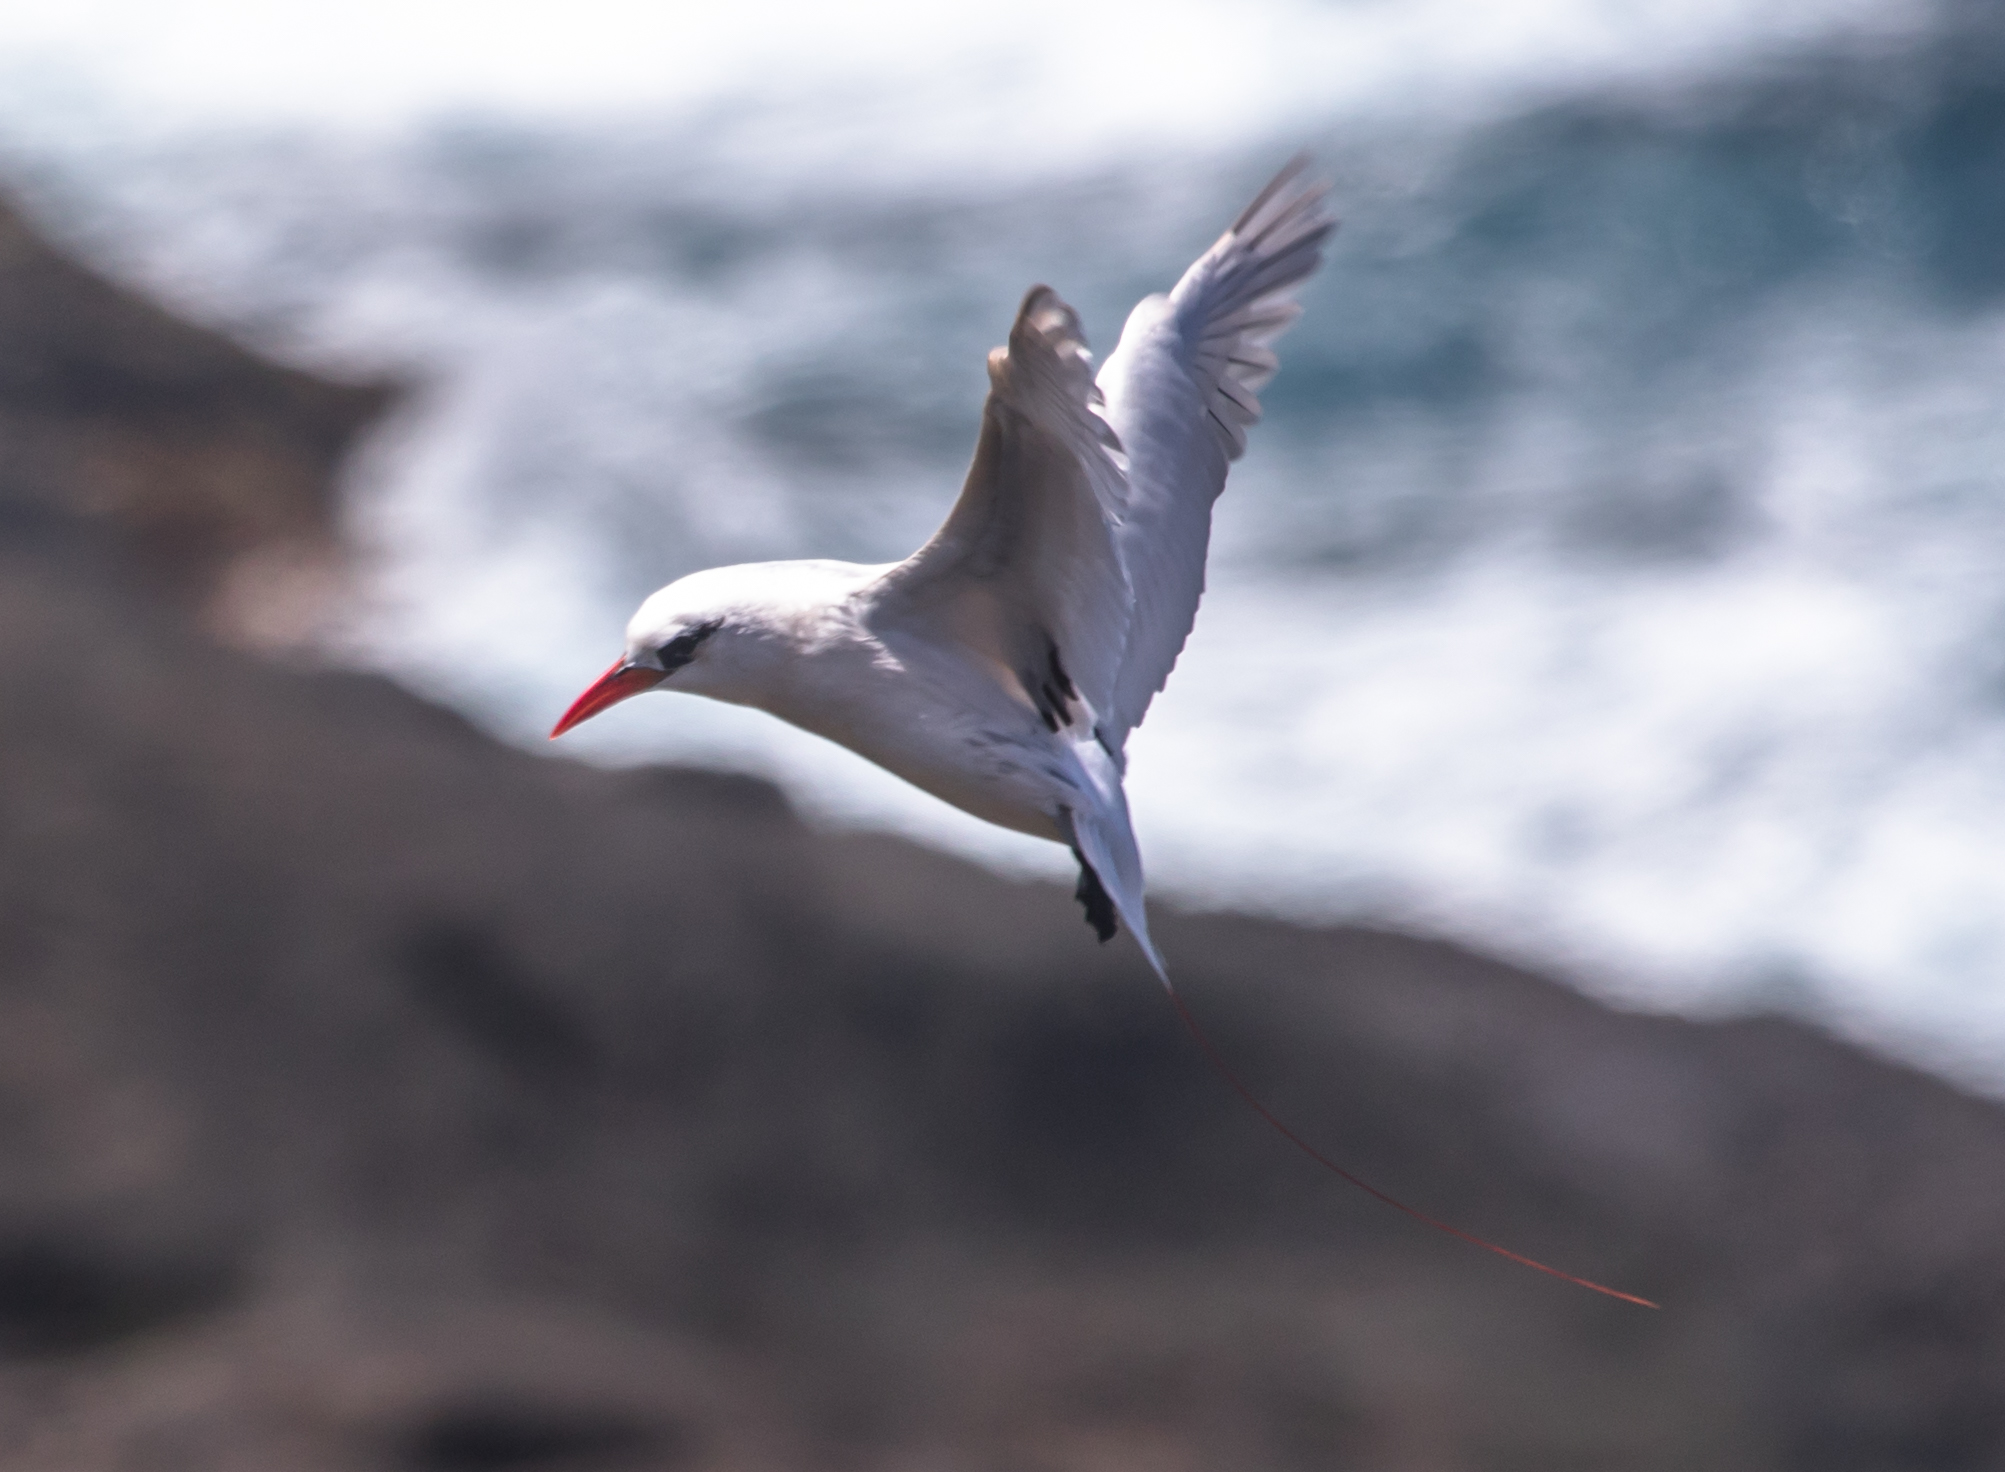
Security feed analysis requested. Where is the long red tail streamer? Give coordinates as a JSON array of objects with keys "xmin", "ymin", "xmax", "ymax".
[{"xmin": 1163, "ymin": 987, "xmax": 1659, "ymax": 1310}]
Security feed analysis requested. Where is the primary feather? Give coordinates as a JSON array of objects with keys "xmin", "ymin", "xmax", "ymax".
[{"xmin": 1097, "ymin": 157, "xmax": 1334, "ymax": 751}]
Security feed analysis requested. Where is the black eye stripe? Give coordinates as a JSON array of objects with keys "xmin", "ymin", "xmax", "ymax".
[{"xmin": 656, "ymin": 618, "xmax": 723, "ymax": 671}]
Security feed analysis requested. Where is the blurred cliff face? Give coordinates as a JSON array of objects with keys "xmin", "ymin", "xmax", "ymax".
[
  {"xmin": 0, "ymin": 198, "xmax": 392, "ymax": 639},
  {"xmin": 5, "ymin": 186, "xmax": 2005, "ymax": 1472}
]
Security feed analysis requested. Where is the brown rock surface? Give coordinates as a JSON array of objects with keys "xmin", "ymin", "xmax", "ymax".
[
  {"xmin": 1, "ymin": 189, "xmax": 2002, "ymax": 1471},
  {"xmin": 0, "ymin": 195, "xmax": 393, "ymax": 626}
]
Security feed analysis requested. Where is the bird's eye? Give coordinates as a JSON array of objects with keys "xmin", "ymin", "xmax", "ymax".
[{"xmin": 656, "ymin": 619, "xmax": 723, "ymax": 672}]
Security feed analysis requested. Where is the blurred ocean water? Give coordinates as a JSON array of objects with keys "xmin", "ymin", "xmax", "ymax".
[{"xmin": 6, "ymin": 0, "xmax": 2005, "ymax": 1083}]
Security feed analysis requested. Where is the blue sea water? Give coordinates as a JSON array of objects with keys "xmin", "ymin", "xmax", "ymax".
[{"xmin": 6, "ymin": 0, "xmax": 2005, "ymax": 1084}]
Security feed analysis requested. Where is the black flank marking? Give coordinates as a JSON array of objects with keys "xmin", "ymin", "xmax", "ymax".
[
  {"xmin": 1070, "ymin": 847, "xmax": 1119, "ymax": 944},
  {"xmin": 1030, "ymin": 639, "xmax": 1078, "ymax": 734},
  {"xmin": 1048, "ymin": 643, "xmax": 1076, "ymax": 701}
]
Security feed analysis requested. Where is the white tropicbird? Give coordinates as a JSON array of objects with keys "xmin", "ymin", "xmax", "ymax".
[
  {"xmin": 549, "ymin": 161, "xmax": 1662, "ymax": 1309},
  {"xmin": 552, "ymin": 160, "xmax": 1334, "ymax": 981}
]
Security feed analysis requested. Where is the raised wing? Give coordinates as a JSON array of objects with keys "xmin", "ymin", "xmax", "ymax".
[
  {"xmin": 873, "ymin": 286, "xmax": 1131, "ymax": 735},
  {"xmin": 1095, "ymin": 159, "xmax": 1334, "ymax": 750}
]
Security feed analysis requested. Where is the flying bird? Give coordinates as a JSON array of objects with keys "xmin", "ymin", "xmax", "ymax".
[
  {"xmin": 551, "ymin": 161, "xmax": 1661, "ymax": 1309},
  {"xmin": 553, "ymin": 161, "xmax": 1332, "ymax": 978}
]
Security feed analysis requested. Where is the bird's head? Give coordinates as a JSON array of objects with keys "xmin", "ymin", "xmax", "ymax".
[{"xmin": 549, "ymin": 574, "xmax": 738, "ymax": 739}]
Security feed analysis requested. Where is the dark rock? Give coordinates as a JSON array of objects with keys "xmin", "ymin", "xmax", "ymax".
[
  {"xmin": 0, "ymin": 1236, "xmax": 237, "ymax": 1358},
  {"xmin": 0, "ymin": 194, "xmax": 396, "ymax": 621},
  {"xmin": 401, "ymin": 1400, "xmax": 673, "ymax": 1471}
]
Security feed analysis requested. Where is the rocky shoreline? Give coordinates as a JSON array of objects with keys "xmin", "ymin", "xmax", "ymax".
[{"xmin": 1, "ymin": 191, "xmax": 2001, "ymax": 1470}]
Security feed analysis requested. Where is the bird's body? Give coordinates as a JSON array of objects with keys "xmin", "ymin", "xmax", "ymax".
[
  {"xmin": 555, "ymin": 160, "xmax": 1336, "ymax": 979},
  {"xmin": 638, "ymin": 557, "xmax": 1083, "ymax": 844}
]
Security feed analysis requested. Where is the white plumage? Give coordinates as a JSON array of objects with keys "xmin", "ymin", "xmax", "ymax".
[{"xmin": 553, "ymin": 159, "xmax": 1334, "ymax": 980}]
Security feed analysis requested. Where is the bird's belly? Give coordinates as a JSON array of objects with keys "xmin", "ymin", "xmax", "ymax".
[
  {"xmin": 774, "ymin": 695, "xmax": 1071, "ymax": 844},
  {"xmin": 869, "ymin": 741, "xmax": 1072, "ymax": 843}
]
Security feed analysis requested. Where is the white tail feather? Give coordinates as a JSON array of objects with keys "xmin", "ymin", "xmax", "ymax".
[{"xmin": 1066, "ymin": 740, "xmax": 1168, "ymax": 984}]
